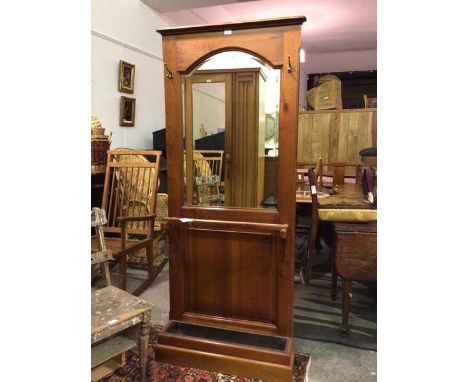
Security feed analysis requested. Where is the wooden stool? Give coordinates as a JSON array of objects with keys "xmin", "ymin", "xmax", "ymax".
[{"xmin": 332, "ymin": 221, "xmax": 376, "ymax": 335}]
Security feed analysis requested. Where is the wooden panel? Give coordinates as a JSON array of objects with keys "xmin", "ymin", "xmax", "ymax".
[
  {"xmin": 297, "ymin": 109, "xmax": 376, "ymax": 176},
  {"xmin": 165, "ymin": 217, "xmax": 287, "ymax": 329},
  {"xmin": 174, "ymin": 29, "xmax": 284, "ymax": 72},
  {"xmin": 334, "ymin": 231, "xmax": 377, "ymax": 281},
  {"xmin": 186, "ymin": 228, "xmax": 278, "ymax": 323},
  {"xmin": 230, "ymin": 71, "xmax": 261, "ymax": 207}
]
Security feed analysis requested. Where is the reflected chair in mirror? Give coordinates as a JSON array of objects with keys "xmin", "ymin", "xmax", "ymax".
[
  {"xmin": 91, "ymin": 208, "xmax": 153, "ymax": 382},
  {"xmin": 192, "ymin": 150, "xmax": 224, "ymax": 206},
  {"xmin": 91, "ymin": 149, "xmax": 167, "ymax": 296}
]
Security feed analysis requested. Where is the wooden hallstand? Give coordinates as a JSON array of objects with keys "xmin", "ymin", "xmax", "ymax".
[{"xmin": 157, "ymin": 16, "xmax": 306, "ymax": 381}]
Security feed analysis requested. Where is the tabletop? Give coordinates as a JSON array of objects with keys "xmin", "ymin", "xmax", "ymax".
[
  {"xmin": 91, "ymin": 286, "xmax": 153, "ymax": 344},
  {"xmin": 296, "ymin": 182, "xmax": 373, "ymax": 209}
]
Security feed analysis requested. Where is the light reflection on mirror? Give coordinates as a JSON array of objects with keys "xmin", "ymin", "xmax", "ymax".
[{"xmin": 182, "ymin": 51, "xmax": 280, "ymax": 209}]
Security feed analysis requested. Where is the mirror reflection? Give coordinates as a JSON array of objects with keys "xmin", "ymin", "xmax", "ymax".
[{"xmin": 183, "ymin": 51, "xmax": 280, "ymax": 208}]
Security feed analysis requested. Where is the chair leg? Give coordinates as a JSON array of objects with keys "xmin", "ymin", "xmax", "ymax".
[
  {"xmin": 146, "ymin": 239, "xmax": 155, "ymax": 279},
  {"xmin": 341, "ymin": 279, "xmax": 352, "ymax": 336},
  {"xmin": 119, "ymin": 255, "xmax": 127, "ymax": 291},
  {"xmin": 304, "ymin": 250, "xmax": 312, "ymax": 285},
  {"xmin": 139, "ymin": 323, "xmax": 150, "ymax": 382}
]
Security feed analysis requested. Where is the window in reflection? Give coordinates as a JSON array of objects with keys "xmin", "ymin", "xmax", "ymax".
[{"xmin": 183, "ymin": 51, "xmax": 280, "ymax": 209}]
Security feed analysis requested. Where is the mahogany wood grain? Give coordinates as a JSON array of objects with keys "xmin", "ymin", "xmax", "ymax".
[
  {"xmin": 181, "ymin": 312, "xmax": 279, "ymax": 335},
  {"xmin": 157, "ymin": 329, "xmax": 292, "ymax": 365},
  {"xmin": 158, "ymin": 16, "xmax": 305, "ymax": 380},
  {"xmin": 157, "ymin": 16, "xmax": 307, "ymax": 36}
]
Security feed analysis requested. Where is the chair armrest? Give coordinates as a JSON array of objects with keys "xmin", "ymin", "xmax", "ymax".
[
  {"xmin": 117, "ymin": 214, "xmax": 156, "ymax": 223},
  {"xmin": 91, "ymin": 249, "xmax": 113, "ymax": 265}
]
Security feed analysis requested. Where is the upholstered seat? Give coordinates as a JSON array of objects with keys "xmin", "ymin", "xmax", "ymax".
[{"xmin": 318, "ymin": 208, "xmax": 377, "ymax": 222}]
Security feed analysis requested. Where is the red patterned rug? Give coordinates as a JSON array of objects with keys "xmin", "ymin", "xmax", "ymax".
[{"xmin": 103, "ymin": 325, "xmax": 310, "ymax": 382}]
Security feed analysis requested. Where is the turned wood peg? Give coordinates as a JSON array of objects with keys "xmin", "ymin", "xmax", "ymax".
[{"xmin": 280, "ymin": 227, "xmax": 288, "ymax": 239}]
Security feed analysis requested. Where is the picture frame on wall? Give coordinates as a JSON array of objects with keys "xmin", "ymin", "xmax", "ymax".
[
  {"xmin": 120, "ymin": 96, "xmax": 136, "ymax": 126},
  {"xmin": 119, "ymin": 60, "xmax": 135, "ymax": 93}
]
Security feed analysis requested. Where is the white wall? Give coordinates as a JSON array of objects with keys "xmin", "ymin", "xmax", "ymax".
[
  {"xmin": 91, "ymin": 0, "xmax": 170, "ymax": 149},
  {"xmin": 299, "ymin": 65, "xmax": 308, "ymax": 111},
  {"xmin": 303, "ymin": 49, "xmax": 377, "ymax": 74},
  {"xmin": 192, "ymin": 83, "xmax": 226, "ymax": 140}
]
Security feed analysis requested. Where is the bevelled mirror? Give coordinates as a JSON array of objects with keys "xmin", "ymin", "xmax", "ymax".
[{"xmin": 182, "ymin": 51, "xmax": 280, "ymax": 209}]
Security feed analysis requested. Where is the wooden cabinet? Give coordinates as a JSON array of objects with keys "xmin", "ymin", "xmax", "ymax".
[
  {"xmin": 157, "ymin": 16, "xmax": 306, "ymax": 381},
  {"xmin": 229, "ymin": 69, "xmax": 266, "ymax": 207}
]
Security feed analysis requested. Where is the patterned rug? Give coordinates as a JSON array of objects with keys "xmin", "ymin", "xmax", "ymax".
[
  {"xmin": 294, "ymin": 273, "xmax": 377, "ymax": 351},
  {"xmin": 103, "ymin": 325, "xmax": 310, "ymax": 382}
]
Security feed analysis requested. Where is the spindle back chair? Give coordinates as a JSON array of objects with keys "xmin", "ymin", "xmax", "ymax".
[{"xmin": 91, "ymin": 149, "xmax": 165, "ymax": 296}]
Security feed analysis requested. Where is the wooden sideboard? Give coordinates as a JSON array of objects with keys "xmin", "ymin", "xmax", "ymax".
[{"xmin": 297, "ymin": 108, "xmax": 377, "ymax": 176}]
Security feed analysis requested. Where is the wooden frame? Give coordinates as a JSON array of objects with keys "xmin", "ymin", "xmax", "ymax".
[
  {"xmin": 120, "ymin": 96, "xmax": 136, "ymax": 127},
  {"xmin": 157, "ymin": 16, "xmax": 306, "ymax": 380},
  {"xmin": 119, "ymin": 60, "xmax": 135, "ymax": 93}
]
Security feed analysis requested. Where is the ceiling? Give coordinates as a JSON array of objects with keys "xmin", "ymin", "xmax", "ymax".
[{"xmin": 142, "ymin": 0, "xmax": 376, "ymax": 54}]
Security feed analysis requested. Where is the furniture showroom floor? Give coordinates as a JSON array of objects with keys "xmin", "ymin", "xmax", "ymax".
[{"xmin": 124, "ymin": 264, "xmax": 377, "ymax": 382}]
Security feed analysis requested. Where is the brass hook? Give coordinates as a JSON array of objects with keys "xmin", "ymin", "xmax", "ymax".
[
  {"xmin": 287, "ymin": 56, "xmax": 293, "ymax": 73},
  {"xmin": 164, "ymin": 63, "xmax": 173, "ymax": 79}
]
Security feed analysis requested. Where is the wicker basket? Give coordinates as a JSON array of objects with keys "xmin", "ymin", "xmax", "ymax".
[{"xmin": 91, "ymin": 116, "xmax": 111, "ymax": 174}]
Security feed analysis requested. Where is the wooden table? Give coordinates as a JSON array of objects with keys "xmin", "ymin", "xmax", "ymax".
[
  {"xmin": 295, "ymin": 177, "xmax": 377, "ymax": 336},
  {"xmin": 332, "ymin": 222, "xmax": 376, "ymax": 335},
  {"xmin": 296, "ymin": 182, "xmax": 365, "ymax": 205},
  {"xmin": 91, "ymin": 286, "xmax": 153, "ymax": 381}
]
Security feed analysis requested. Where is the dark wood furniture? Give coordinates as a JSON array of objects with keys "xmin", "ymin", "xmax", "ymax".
[
  {"xmin": 91, "ymin": 208, "xmax": 153, "ymax": 382},
  {"xmin": 91, "ymin": 149, "xmax": 167, "ymax": 296},
  {"xmin": 157, "ymin": 16, "xmax": 306, "ymax": 381},
  {"xmin": 331, "ymin": 221, "xmax": 377, "ymax": 335}
]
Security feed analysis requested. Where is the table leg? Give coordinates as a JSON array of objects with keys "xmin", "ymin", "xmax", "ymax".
[
  {"xmin": 139, "ymin": 323, "xmax": 150, "ymax": 382},
  {"xmin": 331, "ymin": 241, "xmax": 337, "ymax": 301},
  {"xmin": 341, "ymin": 279, "xmax": 352, "ymax": 336}
]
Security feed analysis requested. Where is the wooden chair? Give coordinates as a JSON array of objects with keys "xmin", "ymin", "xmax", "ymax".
[
  {"xmin": 91, "ymin": 149, "xmax": 167, "ymax": 296},
  {"xmin": 296, "ymin": 158, "xmax": 322, "ymax": 277},
  {"xmin": 300, "ymin": 166, "xmax": 321, "ymax": 284},
  {"xmin": 91, "ymin": 208, "xmax": 153, "ymax": 382},
  {"xmin": 193, "ymin": 150, "xmax": 224, "ymax": 205},
  {"xmin": 363, "ymin": 94, "xmax": 377, "ymax": 108},
  {"xmin": 318, "ymin": 161, "xmax": 360, "ymax": 188}
]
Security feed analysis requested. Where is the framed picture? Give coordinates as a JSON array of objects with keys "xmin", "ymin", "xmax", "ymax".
[
  {"xmin": 119, "ymin": 60, "xmax": 135, "ymax": 93},
  {"xmin": 120, "ymin": 96, "xmax": 136, "ymax": 126}
]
